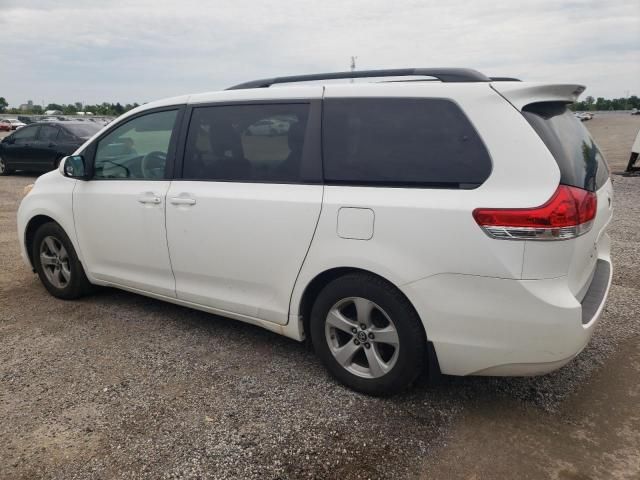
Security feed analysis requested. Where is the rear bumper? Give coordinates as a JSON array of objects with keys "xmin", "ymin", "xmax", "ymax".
[{"xmin": 401, "ymin": 234, "xmax": 612, "ymax": 376}]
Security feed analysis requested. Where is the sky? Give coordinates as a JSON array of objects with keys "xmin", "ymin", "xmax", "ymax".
[{"xmin": 0, "ymin": 0, "xmax": 638, "ymax": 107}]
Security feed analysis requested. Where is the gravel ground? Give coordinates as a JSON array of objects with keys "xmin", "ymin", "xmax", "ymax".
[{"xmin": 1, "ymin": 114, "xmax": 639, "ymax": 479}]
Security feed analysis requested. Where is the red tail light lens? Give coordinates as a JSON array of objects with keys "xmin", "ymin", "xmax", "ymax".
[{"xmin": 473, "ymin": 185, "xmax": 597, "ymax": 240}]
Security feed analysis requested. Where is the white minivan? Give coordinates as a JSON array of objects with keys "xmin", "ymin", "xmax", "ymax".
[{"xmin": 16, "ymin": 68, "xmax": 613, "ymax": 395}]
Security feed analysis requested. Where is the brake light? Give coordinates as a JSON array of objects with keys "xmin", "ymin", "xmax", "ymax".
[{"xmin": 473, "ymin": 185, "xmax": 597, "ymax": 240}]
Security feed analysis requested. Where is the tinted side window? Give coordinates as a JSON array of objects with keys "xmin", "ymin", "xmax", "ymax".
[
  {"xmin": 12, "ymin": 125, "xmax": 39, "ymax": 144},
  {"xmin": 38, "ymin": 125, "xmax": 59, "ymax": 141},
  {"xmin": 58, "ymin": 128, "xmax": 76, "ymax": 142},
  {"xmin": 94, "ymin": 110, "xmax": 177, "ymax": 179},
  {"xmin": 322, "ymin": 98, "xmax": 491, "ymax": 188},
  {"xmin": 183, "ymin": 104, "xmax": 309, "ymax": 182},
  {"xmin": 65, "ymin": 124, "xmax": 102, "ymax": 139},
  {"xmin": 522, "ymin": 102, "xmax": 609, "ymax": 191}
]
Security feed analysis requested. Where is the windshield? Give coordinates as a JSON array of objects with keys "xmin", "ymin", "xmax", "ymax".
[
  {"xmin": 65, "ymin": 124, "xmax": 102, "ymax": 138},
  {"xmin": 522, "ymin": 102, "xmax": 609, "ymax": 191}
]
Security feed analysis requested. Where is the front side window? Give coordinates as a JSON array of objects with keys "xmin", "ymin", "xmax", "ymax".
[
  {"xmin": 93, "ymin": 110, "xmax": 178, "ymax": 179},
  {"xmin": 322, "ymin": 98, "xmax": 492, "ymax": 188},
  {"xmin": 183, "ymin": 104, "xmax": 309, "ymax": 182},
  {"xmin": 11, "ymin": 125, "xmax": 39, "ymax": 144}
]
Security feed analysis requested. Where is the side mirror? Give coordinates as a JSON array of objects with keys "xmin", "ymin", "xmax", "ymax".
[{"xmin": 60, "ymin": 155, "xmax": 88, "ymax": 179}]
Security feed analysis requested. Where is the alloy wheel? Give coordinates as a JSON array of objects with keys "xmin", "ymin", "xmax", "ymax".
[
  {"xmin": 325, "ymin": 297, "xmax": 400, "ymax": 379},
  {"xmin": 39, "ymin": 236, "xmax": 71, "ymax": 288}
]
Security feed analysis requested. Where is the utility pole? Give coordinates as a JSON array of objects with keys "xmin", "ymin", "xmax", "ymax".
[
  {"xmin": 350, "ymin": 56, "xmax": 357, "ymax": 83},
  {"xmin": 625, "ymin": 90, "xmax": 630, "ymax": 110}
]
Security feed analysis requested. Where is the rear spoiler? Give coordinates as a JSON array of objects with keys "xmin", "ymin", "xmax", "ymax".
[{"xmin": 490, "ymin": 82, "xmax": 586, "ymax": 110}]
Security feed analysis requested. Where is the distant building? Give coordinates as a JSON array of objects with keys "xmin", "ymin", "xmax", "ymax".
[{"xmin": 19, "ymin": 100, "xmax": 34, "ymax": 111}]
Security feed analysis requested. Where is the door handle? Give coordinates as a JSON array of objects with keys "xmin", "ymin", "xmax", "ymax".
[
  {"xmin": 138, "ymin": 192, "xmax": 162, "ymax": 205},
  {"xmin": 170, "ymin": 195, "xmax": 197, "ymax": 206}
]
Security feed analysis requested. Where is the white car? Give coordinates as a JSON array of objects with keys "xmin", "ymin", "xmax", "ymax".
[
  {"xmin": 574, "ymin": 111, "xmax": 593, "ymax": 121},
  {"xmin": 16, "ymin": 68, "xmax": 613, "ymax": 395},
  {"xmin": 4, "ymin": 118, "xmax": 26, "ymax": 130}
]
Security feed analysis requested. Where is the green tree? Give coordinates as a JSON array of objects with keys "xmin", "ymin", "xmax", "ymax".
[
  {"xmin": 113, "ymin": 102, "xmax": 124, "ymax": 115},
  {"xmin": 0, "ymin": 97, "xmax": 8, "ymax": 113},
  {"xmin": 45, "ymin": 103, "xmax": 64, "ymax": 112},
  {"xmin": 584, "ymin": 96, "xmax": 595, "ymax": 111},
  {"xmin": 62, "ymin": 104, "xmax": 77, "ymax": 115}
]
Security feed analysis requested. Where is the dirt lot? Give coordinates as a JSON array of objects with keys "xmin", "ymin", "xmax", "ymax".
[{"xmin": 1, "ymin": 114, "xmax": 639, "ymax": 479}]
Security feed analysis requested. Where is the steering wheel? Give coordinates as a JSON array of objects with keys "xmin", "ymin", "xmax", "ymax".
[{"xmin": 141, "ymin": 151, "xmax": 167, "ymax": 179}]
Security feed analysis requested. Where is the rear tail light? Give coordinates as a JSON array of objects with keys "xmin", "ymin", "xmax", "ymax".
[{"xmin": 473, "ymin": 185, "xmax": 597, "ymax": 240}]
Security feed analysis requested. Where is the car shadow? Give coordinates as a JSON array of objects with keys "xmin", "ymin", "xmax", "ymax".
[{"xmin": 81, "ymin": 285, "xmax": 605, "ymax": 413}]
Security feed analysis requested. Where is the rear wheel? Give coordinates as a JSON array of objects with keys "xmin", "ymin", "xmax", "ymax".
[
  {"xmin": 0, "ymin": 155, "xmax": 13, "ymax": 176},
  {"xmin": 32, "ymin": 222, "xmax": 91, "ymax": 299},
  {"xmin": 310, "ymin": 273, "xmax": 426, "ymax": 396}
]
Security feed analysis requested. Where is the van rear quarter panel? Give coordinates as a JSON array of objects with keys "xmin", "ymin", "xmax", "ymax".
[{"xmin": 291, "ymin": 83, "xmax": 561, "ymax": 320}]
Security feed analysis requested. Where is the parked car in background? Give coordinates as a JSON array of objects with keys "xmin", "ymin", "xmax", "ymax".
[
  {"xmin": 4, "ymin": 118, "xmax": 27, "ymax": 130},
  {"xmin": 246, "ymin": 118, "xmax": 284, "ymax": 136},
  {"xmin": 18, "ymin": 116, "xmax": 37, "ymax": 125},
  {"xmin": 0, "ymin": 121, "xmax": 102, "ymax": 175},
  {"xmin": 40, "ymin": 116, "xmax": 66, "ymax": 122},
  {"xmin": 631, "ymin": 108, "xmax": 640, "ymax": 116},
  {"xmin": 16, "ymin": 68, "xmax": 613, "ymax": 395},
  {"xmin": 574, "ymin": 112, "xmax": 593, "ymax": 121},
  {"xmin": 0, "ymin": 119, "xmax": 12, "ymax": 132}
]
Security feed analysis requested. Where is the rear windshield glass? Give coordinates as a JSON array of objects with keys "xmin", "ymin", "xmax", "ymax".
[
  {"xmin": 65, "ymin": 124, "xmax": 102, "ymax": 139},
  {"xmin": 522, "ymin": 102, "xmax": 609, "ymax": 191},
  {"xmin": 322, "ymin": 98, "xmax": 492, "ymax": 188}
]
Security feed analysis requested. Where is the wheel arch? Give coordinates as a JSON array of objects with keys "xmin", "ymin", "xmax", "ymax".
[
  {"xmin": 295, "ymin": 266, "xmax": 441, "ymax": 379},
  {"xmin": 296, "ymin": 268, "xmax": 419, "ymax": 337},
  {"xmin": 24, "ymin": 214, "xmax": 60, "ymax": 269}
]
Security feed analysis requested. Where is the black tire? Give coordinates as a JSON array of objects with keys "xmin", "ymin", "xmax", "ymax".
[
  {"xmin": 310, "ymin": 272, "xmax": 426, "ymax": 396},
  {"xmin": 32, "ymin": 222, "xmax": 91, "ymax": 299},
  {"xmin": 0, "ymin": 155, "xmax": 13, "ymax": 176}
]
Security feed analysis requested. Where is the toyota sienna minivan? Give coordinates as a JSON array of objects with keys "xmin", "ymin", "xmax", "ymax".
[{"xmin": 16, "ymin": 68, "xmax": 613, "ymax": 395}]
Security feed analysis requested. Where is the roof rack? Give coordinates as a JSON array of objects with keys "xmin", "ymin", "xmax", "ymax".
[
  {"xmin": 226, "ymin": 68, "xmax": 491, "ymax": 90},
  {"xmin": 489, "ymin": 77, "xmax": 521, "ymax": 82}
]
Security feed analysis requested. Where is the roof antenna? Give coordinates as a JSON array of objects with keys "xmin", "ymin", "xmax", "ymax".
[{"xmin": 350, "ymin": 56, "xmax": 357, "ymax": 83}]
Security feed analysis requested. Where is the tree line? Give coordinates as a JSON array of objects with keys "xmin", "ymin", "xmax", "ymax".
[
  {"xmin": 0, "ymin": 98, "xmax": 140, "ymax": 116},
  {"xmin": 569, "ymin": 95, "xmax": 639, "ymax": 111},
  {"xmin": 1, "ymin": 95, "xmax": 638, "ymax": 116}
]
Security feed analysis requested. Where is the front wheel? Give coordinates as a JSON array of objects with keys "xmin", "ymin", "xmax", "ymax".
[
  {"xmin": 310, "ymin": 273, "xmax": 426, "ymax": 396},
  {"xmin": 32, "ymin": 222, "xmax": 91, "ymax": 299}
]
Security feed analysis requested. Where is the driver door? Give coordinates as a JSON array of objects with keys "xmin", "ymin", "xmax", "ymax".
[{"xmin": 73, "ymin": 107, "xmax": 183, "ymax": 297}]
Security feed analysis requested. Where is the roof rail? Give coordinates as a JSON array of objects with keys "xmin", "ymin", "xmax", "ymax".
[
  {"xmin": 226, "ymin": 68, "xmax": 491, "ymax": 90},
  {"xmin": 489, "ymin": 77, "xmax": 521, "ymax": 82}
]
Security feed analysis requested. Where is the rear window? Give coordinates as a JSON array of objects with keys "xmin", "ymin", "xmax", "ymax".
[
  {"xmin": 322, "ymin": 98, "xmax": 492, "ymax": 188},
  {"xmin": 522, "ymin": 102, "xmax": 609, "ymax": 191},
  {"xmin": 65, "ymin": 124, "xmax": 102, "ymax": 139}
]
